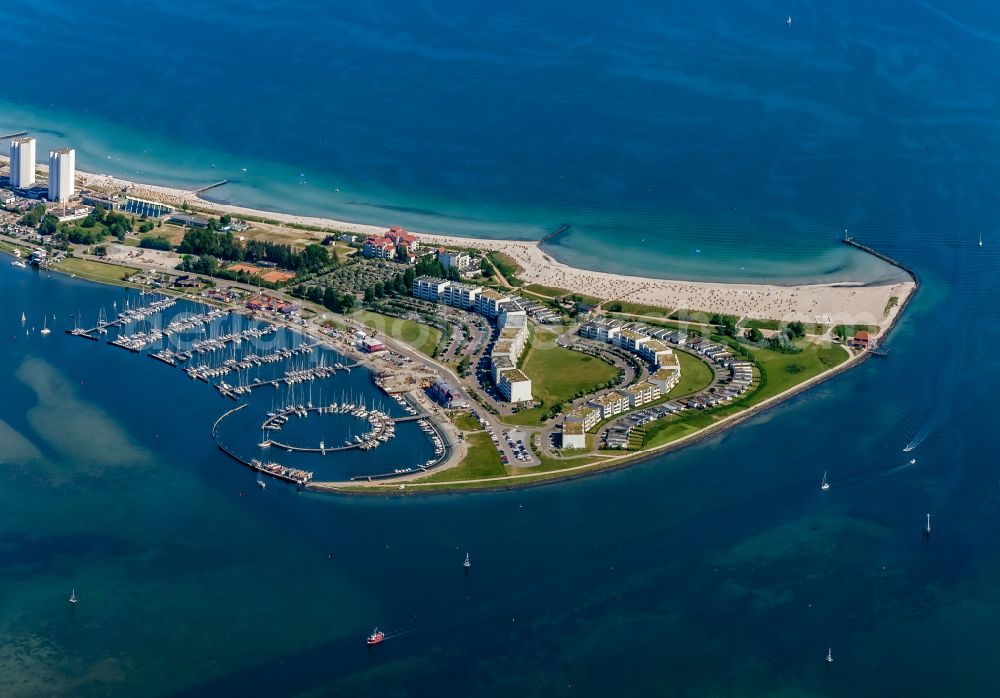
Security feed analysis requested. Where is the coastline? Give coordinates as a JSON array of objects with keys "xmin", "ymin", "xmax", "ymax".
[
  {"xmin": 0, "ymin": 154, "xmax": 914, "ymax": 324},
  {"xmin": 316, "ymin": 239, "xmax": 918, "ymax": 495},
  {"xmin": 1, "ymin": 201, "xmax": 917, "ymax": 496},
  {"xmin": 120, "ymin": 174, "xmax": 916, "ymax": 324}
]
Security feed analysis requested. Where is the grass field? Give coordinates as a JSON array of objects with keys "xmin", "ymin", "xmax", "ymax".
[
  {"xmin": 602, "ymin": 300, "xmax": 673, "ymax": 317},
  {"xmin": 523, "ymin": 283, "xmax": 572, "ymax": 298},
  {"xmin": 50, "ymin": 257, "xmax": 138, "ymax": 286},
  {"xmin": 749, "ymin": 339, "xmax": 848, "ymax": 404},
  {"xmin": 743, "ymin": 318, "xmax": 828, "ymax": 335},
  {"xmin": 522, "ymin": 284, "xmax": 603, "ymax": 306},
  {"xmin": 641, "ymin": 339, "xmax": 849, "ymax": 449},
  {"xmin": 451, "ymin": 412, "xmax": 482, "ymax": 431},
  {"xmin": 667, "ymin": 350, "xmax": 715, "ymax": 398},
  {"xmin": 501, "ymin": 330, "xmax": 619, "ymax": 426},
  {"xmin": 486, "ymin": 251, "xmax": 523, "ymax": 286},
  {"xmin": 418, "ymin": 432, "xmax": 508, "ymax": 483},
  {"xmin": 352, "ymin": 309, "xmax": 442, "ymax": 356}
]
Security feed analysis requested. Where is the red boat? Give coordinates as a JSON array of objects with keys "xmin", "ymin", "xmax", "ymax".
[{"xmin": 367, "ymin": 628, "xmax": 385, "ymax": 646}]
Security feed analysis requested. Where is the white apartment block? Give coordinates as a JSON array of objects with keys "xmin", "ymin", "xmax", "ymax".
[
  {"xmin": 442, "ymin": 282, "xmax": 481, "ymax": 309},
  {"xmin": 588, "ymin": 391, "xmax": 629, "ymax": 420},
  {"xmin": 562, "ymin": 422, "xmax": 587, "ymax": 449},
  {"xmin": 615, "ymin": 329, "xmax": 649, "ymax": 353},
  {"xmin": 412, "ymin": 276, "xmax": 451, "ymax": 301},
  {"xmin": 48, "ymin": 147, "xmax": 75, "ymax": 203},
  {"xmin": 649, "ymin": 366, "xmax": 681, "ymax": 394},
  {"xmin": 566, "ymin": 406, "xmax": 601, "ymax": 431},
  {"xmin": 438, "ymin": 250, "xmax": 473, "ymax": 270},
  {"xmin": 476, "ymin": 289, "xmax": 511, "ymax": 318},
  {"xmin": 9, "ymin": 137, "xmax": 36, "ymax": 188},
  {"xmin": 624, "ymin": 381, "xmax": 661, "ymax": 408},
  {"xmin": 497, "ymin": 368, "xmax": 532, "ymax": 403}
]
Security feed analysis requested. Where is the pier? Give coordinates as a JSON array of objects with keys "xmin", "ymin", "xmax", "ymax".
[
  {"xmin": 1, "ymin": 131, "xmax": 28, "ymax": 139},
  {"xmin": 539, "ymin": 223, "xmax": 571, "ymax": 244},
  {"xmin": 842, "ymin": 236, "xmax": 919, "ymax": 359},
  {"xmin": 194, "ymin": 180, "xmax": 229, "ymax": 195},
  {"xmin": 212, "ymin": 404, "xmax": 313, "ymax": 485},
  {"xmin": 842, "ymin": 237, "xmax": 919, "ymax": 280}
]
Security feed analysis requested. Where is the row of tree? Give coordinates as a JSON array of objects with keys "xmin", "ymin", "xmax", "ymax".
[
  {"xmin": 177, "ymin": 228, "xmax": 334, "ymax": 274},
  {"xmin": 298, "ymin": 284, "xmax": 357, "ymax": 314}
]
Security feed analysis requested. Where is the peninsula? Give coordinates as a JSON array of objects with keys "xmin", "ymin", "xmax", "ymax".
[{"xmin": 0, "ymin": 149, "xmax": 916, "ymax": 494}]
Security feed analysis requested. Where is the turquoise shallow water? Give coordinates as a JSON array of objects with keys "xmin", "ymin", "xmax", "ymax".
[{"xmin": 2, "ymin": 0, "xmax": 1000, "ymax": 695}]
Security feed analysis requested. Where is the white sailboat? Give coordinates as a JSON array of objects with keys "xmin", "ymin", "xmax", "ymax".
[
  {"xmin": 257, "ymin": 476, "xmax": 266, "ymax": 489},
  {"xmin": 40, "ymin": 317, "xmax": 51, "ymax": 335},
  {"xmin": 68, "ymin": 589, "xmax": 77, "ymax": 605},
  {"xmin": 787, "ymin": 16, "xmax": 792, "ymax": 26},
  {"xmin": 826, "ymin": 647, "xmax": 833, "ymax": 664},
  {"xmin": 21, "ymin": 311, "xmax": 26, "ymax": 324},
  {"xmin": 979, "ymin": 233, "xmax": 983, "ymax": 247},
  {"xmin": 463, "ymin": 553, "xmax": 471, "ymax": 569},
  {"xmin": 924, "ymin": 513, "xmax": 931, "ymax": 537},
  {"xmin": 821, "ymin": 471, "xmax": 830, "ymax": 491}
]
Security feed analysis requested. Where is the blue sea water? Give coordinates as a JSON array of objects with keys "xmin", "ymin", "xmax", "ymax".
[{"xmin": 2, "ymin": 0, "xmax": 1000, "ymax": 695}]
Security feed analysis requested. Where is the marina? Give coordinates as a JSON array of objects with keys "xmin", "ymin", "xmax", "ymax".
[{"xmin": 59, "ymin": 290, "xmax": 443, "ymax": 484}]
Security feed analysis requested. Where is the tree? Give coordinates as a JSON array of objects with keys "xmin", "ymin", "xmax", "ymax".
[
  {"xmin": 40, "ymin": 214, "xmax": 59, "ymax": 235},
  {"xmin": 458, "ymin": 355, "xmax": 471, "ymax": 375},
  {"xmin": 364, "ymin": 287, "xmax": 375, "ymax": 304},
  {"xmin": 139, "ymin": 236, "xmax": 173, "ymax": 251},
  {"xmin": 219, "ymin": 213, "xmax": 232, "ymax": 227},
  {"xmin": 746, "ymin": 327, "xmax": 764, "ymax": 343}
]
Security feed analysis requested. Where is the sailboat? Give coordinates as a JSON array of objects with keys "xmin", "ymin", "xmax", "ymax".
[
  {"xmin": 786, "ymin": 15, "xmax": 792, "ymax": 26},
  {"xmin": 463, "ymin": 553, "xmax": 471, "ymax": 569},
  {"xmin": 68, "ymin": 589, "xmax": 77, "ymax": 605},
  {"xmin": 924, "ymin": 513, "xmax": 931, "ymax": 538},
  {"xmin": 257, "ymin": 476, "xmax": 266, "ymax": 490},
  {"xmin": 40, "ymin": 317, "xmax": 51, "ymax": 335},
  {"xmin": 826, "ymin": 648, "xmax": 833, "ymax": 664},
  {"xmin": 21, "ymin": 311, "xmax": 26, "ymax": 324},
  {"xmin": 979, "ymin": 233, "xmax": 983, "ymax": 247},
  {"xmin": 821, "ymin": 471, "xmax": 830, "ymax": 491}
]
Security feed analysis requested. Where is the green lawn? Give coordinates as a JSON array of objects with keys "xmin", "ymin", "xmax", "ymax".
[
  {"xmin": 641, "ymin": 339, "xmax": 849, "ymax": 449},
  {"xmin": 352, "ymin": 309, "xmax": 442, "ymax": 356},
  {"xmin": 667, "ymin": 350, "xmax": 715, "ymax": 398},
  {"xmin": 522, "ymin": 284, "xmax": 603, "ymax": 306},
  {"xmin": 501, "ymin": 330, "xmax": 619, "ymax": 426},
  {"xmin": 602, "ymin": 300, "xmax": 673, "ymax": 318},
  {"xmin": 451, "ymin": 412, "xmax": 482, "ymax": 432},
  {"xmin": 418, "ymin": 432, "xmax": 508, "ymax": 483},
  {"xmin": 523, "ymin": 283, "xmax": 572, "ymax": 298},
  {"xmin": 50, "ymin": 257, "xmax": 138, "ymax": 286},
  {"xmin": 749, "ymin": 340, "xmax": 848, "ymax": 404},
  {"xmin": 743, "ymin": 318, "xmax": 828, "ymax": 335}
]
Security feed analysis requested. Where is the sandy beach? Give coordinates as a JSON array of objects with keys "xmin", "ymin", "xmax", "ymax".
[{"xmin": 4, "ymin": 158, "xmax": 916, "ymax": 328}]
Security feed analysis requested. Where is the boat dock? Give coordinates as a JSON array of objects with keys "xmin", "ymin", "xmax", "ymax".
[
  {"xmin": 1, "ymin": 131, "xmax": 28, "ymax": 139},
  {"xmin": 212, "ymin": 404, "xmax": 314, "ymax": 485}
]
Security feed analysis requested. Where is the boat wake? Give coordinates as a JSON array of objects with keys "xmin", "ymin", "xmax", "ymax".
[
  {"xmin": 903, "ymin": 422, "xmax": 933, "ymax": 452},
  {"xmin": 879, "ymin": 457, "xmax": 918, "ymax": 478}
]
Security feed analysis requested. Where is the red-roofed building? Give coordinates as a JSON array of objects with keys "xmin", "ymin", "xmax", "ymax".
[
  {"xmin": 363, "ymin": 236, "xmax": 396, "ymax": 259},
  {"xmin": 386, "ymin": 226, "xmax": 418, "ymax": 250},
  {"xmin": 851, "ymin": 330, "xmax": 871, "ymax": 349}
]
